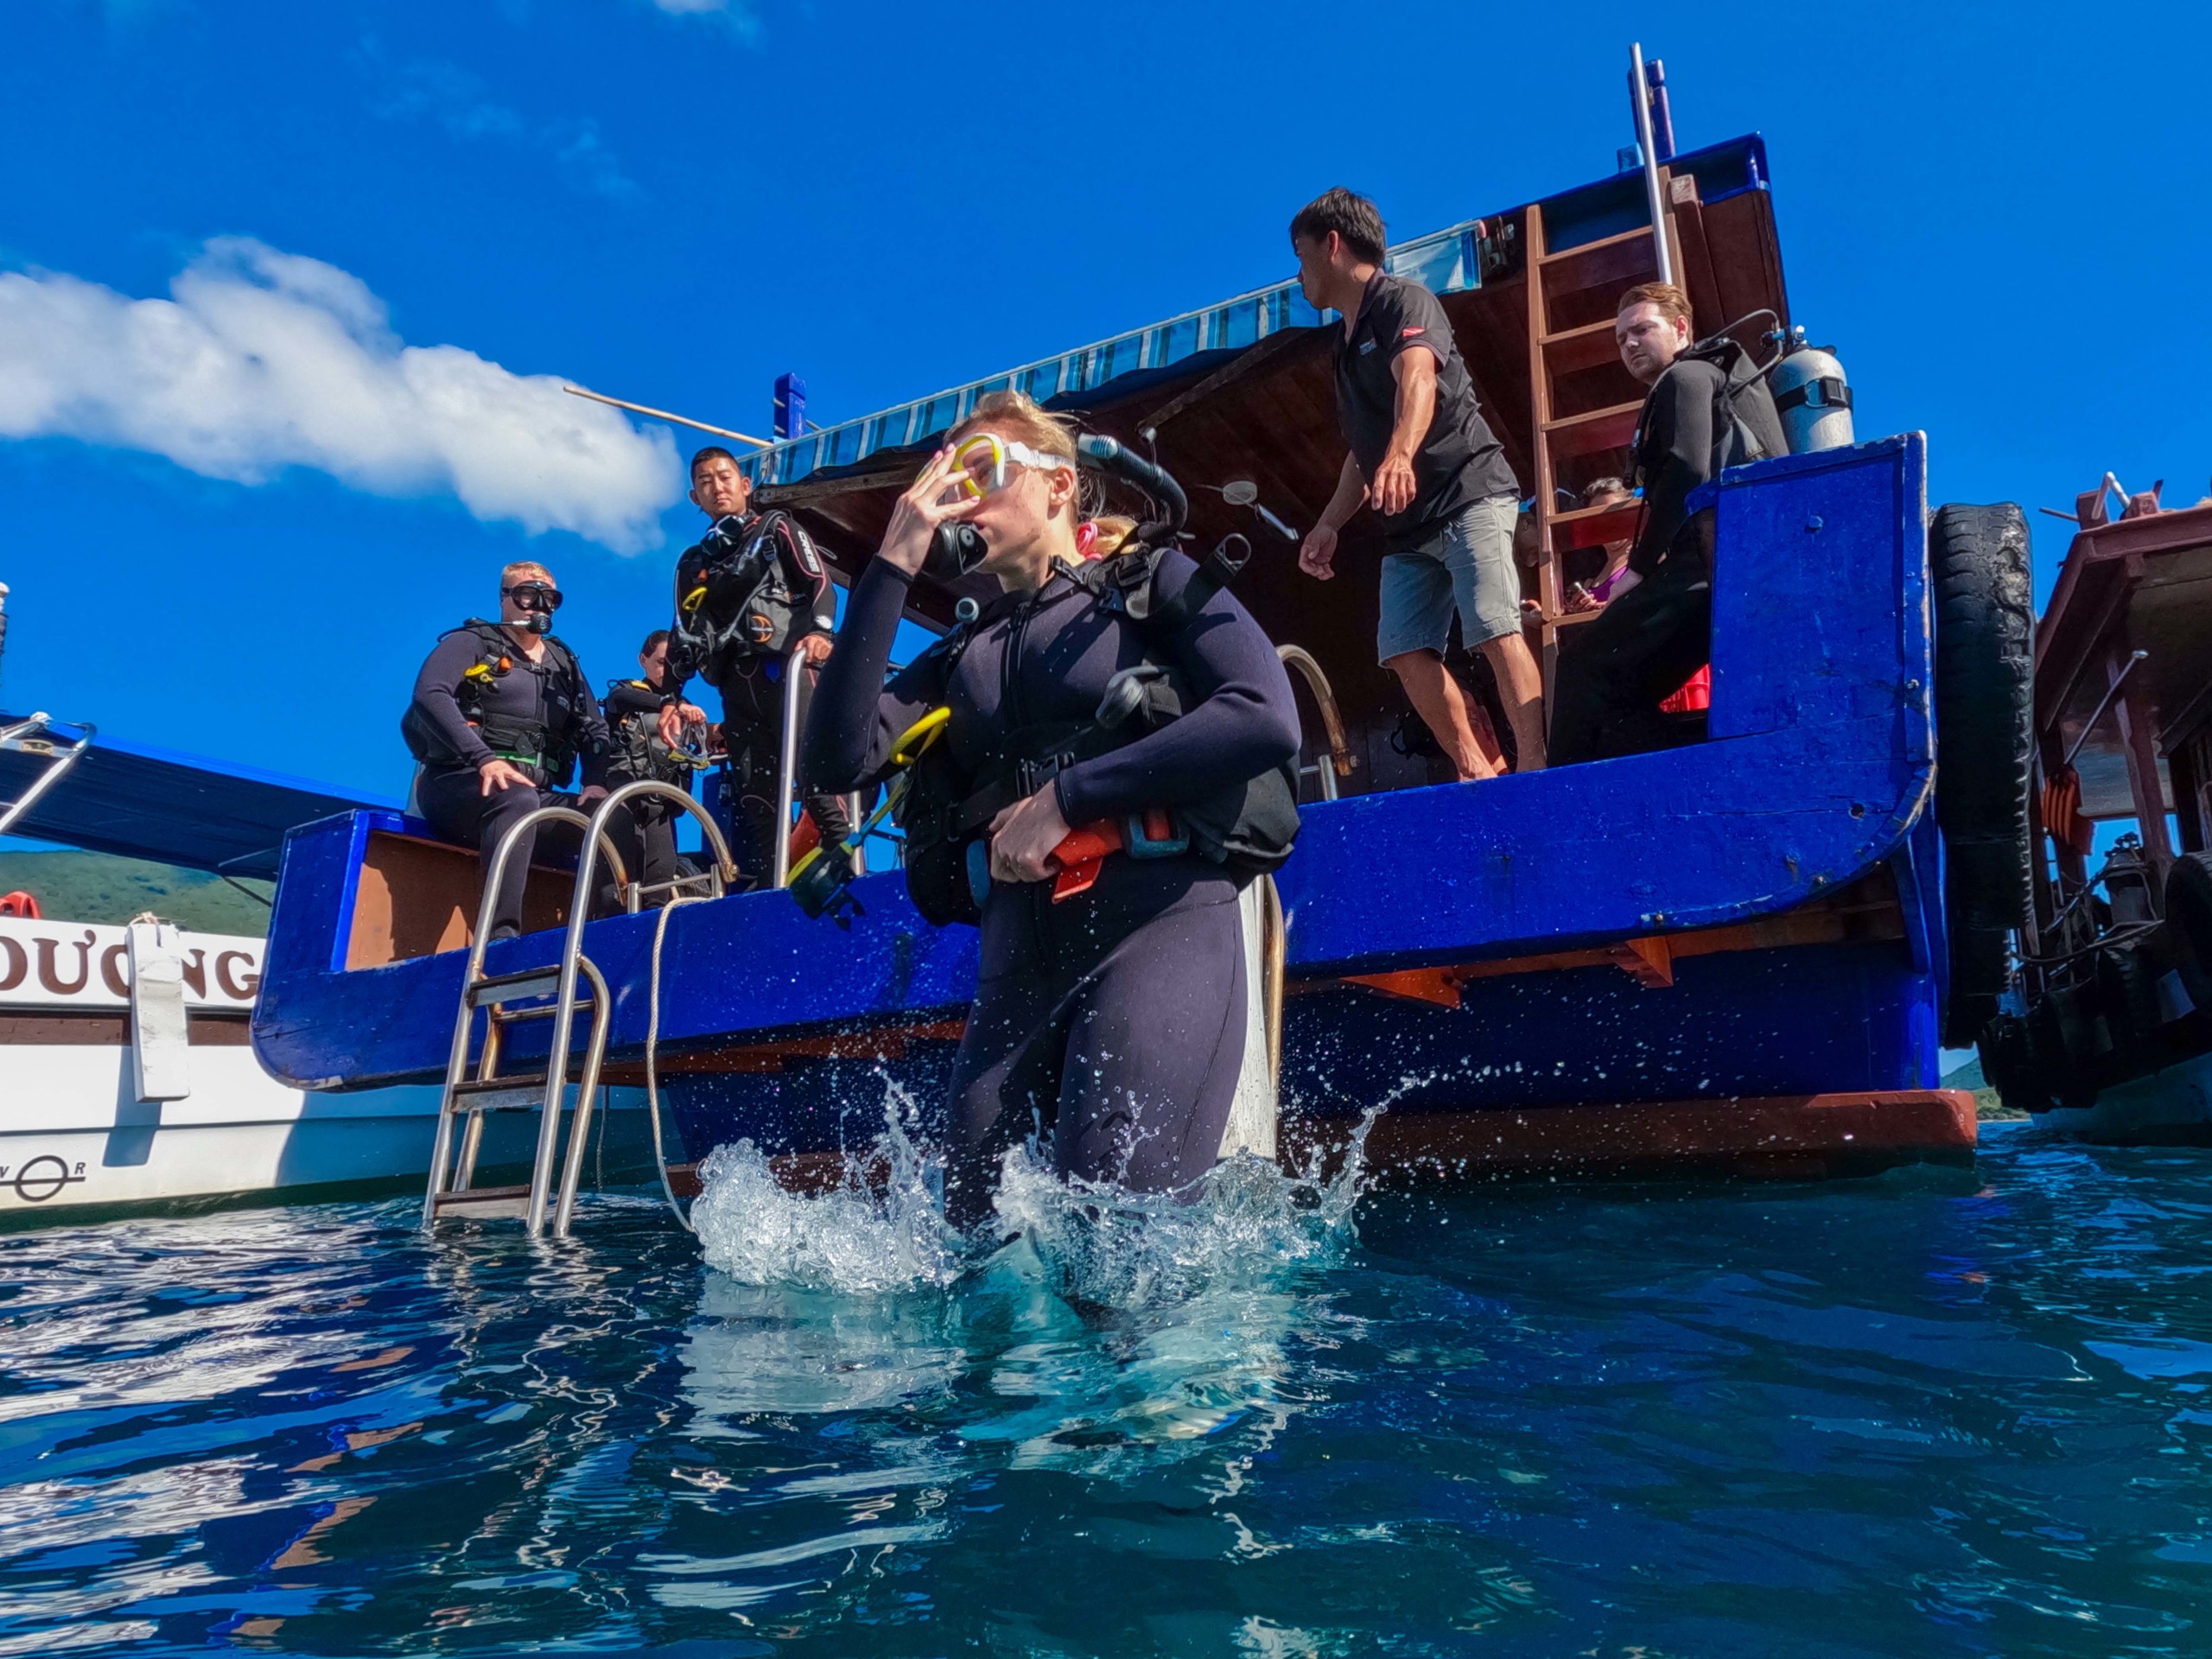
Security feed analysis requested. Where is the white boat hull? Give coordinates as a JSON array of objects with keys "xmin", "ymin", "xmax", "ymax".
[{"xmin": 2, "ymin": 1040, "xmax": 657, "ymax": 1213}]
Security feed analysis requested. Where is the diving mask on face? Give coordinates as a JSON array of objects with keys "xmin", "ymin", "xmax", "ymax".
[
  {"xmin": 951, "ymin": 433, "xmax": 1073, "ymax": 499},
  {"xmin": 504, "ymin": 581, "xmax": 563, "ymax": 634}
]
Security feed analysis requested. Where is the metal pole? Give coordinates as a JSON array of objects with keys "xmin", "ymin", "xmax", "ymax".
[
  {"xmin": 1630, "ymin": 42, "xmax": 1675, "ymax": 286},
  {"xmin": 772, "ymin": 644, "xmax": 808, "ymax": 888},
  {"xmin": 2063, "ymin": 650, "xmax": 2147, "ymax": 770},
  {"xmin": 562, "ymin": 385, "xmax": 774, "ymax": 449}
]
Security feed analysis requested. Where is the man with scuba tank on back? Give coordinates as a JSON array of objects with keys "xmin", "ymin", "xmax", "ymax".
[
  {"xmin": 403, "ymin": 560, "xmax": 614, "ymax": 942},
  {"xmin": 1548, "ymin": 283, "xmax": 1787, "ymax": 765},
  {"xmin": 657, "ymin": 446, "xmax": 853, "ymax": 888},
  {"xmin": 804, "ymin": 391, "xmax": 1303, "ymax": 1233},
  {"xmin": 601, "ymin": 628, "xmax": 712, "ymax": 900}
]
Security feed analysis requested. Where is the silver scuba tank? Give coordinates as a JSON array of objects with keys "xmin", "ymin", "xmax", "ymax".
[{"xmin": 1769, "ymin": 327, "xmax": 1854, "ymax": 453}]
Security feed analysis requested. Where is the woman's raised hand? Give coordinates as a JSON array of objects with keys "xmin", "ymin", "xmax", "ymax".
[{"xmin": 879, "ymin": 448, "xmax": 976, "ymax": 576}]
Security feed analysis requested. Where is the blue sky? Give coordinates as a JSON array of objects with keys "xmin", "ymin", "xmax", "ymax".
[{"xmin": 2, "ymin": 0, "xmax": 2208, "ymax": 810}]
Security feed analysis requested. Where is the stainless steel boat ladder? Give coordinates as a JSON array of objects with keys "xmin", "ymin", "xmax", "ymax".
[
  {"xmin": 422, "ymin": 780, "xmax": 738, "ymax": 1236},
  {"xmin": 0, "ymin": 713, "xmax": 97, "ymax": 837}
]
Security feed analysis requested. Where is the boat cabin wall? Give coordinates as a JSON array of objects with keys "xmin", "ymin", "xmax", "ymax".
[
  {"xmin": 773, "ymin": 162, "xmax": 1789, "ymax": 799},
  {"xmin": 342, "ymin": 821, "xmax": 577, "ymax": 969}
]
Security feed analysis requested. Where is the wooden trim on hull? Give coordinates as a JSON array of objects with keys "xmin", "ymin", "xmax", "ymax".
[
  {"xmin": 662, "ymin": 1090, "xmax": 1977, "ymax": 1199},
  {"xmin": 1284, "ymin": 1090, "xmax": 1978, "ymax": 1181},
  {"xmin": 0, "ymin": 1011, "xmax": 253, "ymax": 1046}
]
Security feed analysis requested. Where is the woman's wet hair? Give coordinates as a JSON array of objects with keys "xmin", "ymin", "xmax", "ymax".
[{"xmin": 1086, "ymin": 514, "xmax": 1138, "ymax": 562}]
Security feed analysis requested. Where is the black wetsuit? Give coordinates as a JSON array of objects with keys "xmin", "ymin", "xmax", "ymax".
[
  {"xmin": 1549, "ymin": 356, "xmax": 1788, "ymax": 765},
  {"xmin": 665, "ymin": 514, "xmax": 852, "ymax": 886},
  {"xmin": 407, "ymin": 626, "xmax": 613, "ymax": 939},
  {"xmin": 805, "ymin": 552, "xmax": 1301, "ymax": 1230},
  {"xmin": 601, "ymin": 677, "xmax": 691, "ymax": 895}
]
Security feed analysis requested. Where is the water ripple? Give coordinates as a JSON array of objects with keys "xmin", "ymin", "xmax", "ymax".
[{"xmin": 2, "ymin": 1125, "xmax": 2210, "ymax": 1654}]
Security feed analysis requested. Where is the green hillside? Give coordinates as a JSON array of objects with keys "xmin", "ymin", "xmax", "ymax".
[{"xmin": 0, "ymin": 849, "xmax": 274, "ymax": 935}]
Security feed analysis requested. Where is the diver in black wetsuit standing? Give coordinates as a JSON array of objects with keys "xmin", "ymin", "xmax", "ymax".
[
  {"xmin": 658, "ymin": 446, "xmax": 852, "ymax": 887},
  {"xmin": 804, "ymin": 391, "xmax": 1303, "ymax": 1231},
  {"xmin": 1548, "ymin": 282, "xmax": 1787, "ymax": 765},
  {"xmin": 404, "ymin": 559, "xmax": 614, "ymax": 941},
  {"xmin": 601, "ymin": 628, "xmax": 712, "ymax": 899}
]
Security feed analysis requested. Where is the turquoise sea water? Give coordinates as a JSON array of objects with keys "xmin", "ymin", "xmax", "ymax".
[{"xmin": 4, "ymin": 1122, "xmax": 2211, "ymax": 1657}]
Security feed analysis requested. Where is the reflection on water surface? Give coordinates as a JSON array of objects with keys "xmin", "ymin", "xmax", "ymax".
[{"xmin": 3, "ymin": 1124, "xmax": 2210, "ymax": 1656}]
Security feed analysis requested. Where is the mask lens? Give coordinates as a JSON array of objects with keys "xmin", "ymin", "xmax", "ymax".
[
  {"xmin": 506, "ymin": 583, "xmax": 563, "ymax": 613},
  {"xmin": 953, "ymin": 435, "xmax": 1007, "ymax": 499}
]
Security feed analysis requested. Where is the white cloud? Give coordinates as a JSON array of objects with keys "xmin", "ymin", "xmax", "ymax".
[
  {"xmin": 645, "ymin": 0, "xmax": 764, "ymax": 36},
  {"xmin": 364, "ymin": 54, "xmax": 639, "ymax": 201},
  {"xmin": 0, "ymin": 239, "xmax": 682, "ymax": 554}
]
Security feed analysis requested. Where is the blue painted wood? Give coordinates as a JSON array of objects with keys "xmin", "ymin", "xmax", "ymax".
[{"xmin": 254, "ymin": 436, "xmax": 1949, "ymax": 1120}]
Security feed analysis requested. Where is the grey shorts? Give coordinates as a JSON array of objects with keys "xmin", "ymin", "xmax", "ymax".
[{"xmin": 1376, "ymin": 493, "xmax": 1523, "ymax": 664}]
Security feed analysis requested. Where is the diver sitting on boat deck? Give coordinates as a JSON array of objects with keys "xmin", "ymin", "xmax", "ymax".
[
  {"xmin": 1548, "ymin": 283, "xmax": 1786, "ymax": 765},
  {"xmin": 803, "ymin": 391, "xmax": 1302, "ymax": 1231},
  {"xmin": 601, "ymin": 628, "xmax": 712, "ymax": 901},
  {"xmin": 403, "ymin": 561, "xmax": 617, "ymax": 941},
  {"xmin": 1289, "ymin": 188, "xmax": 1545, "ymax": 779},
  {"xmin": 658, "ymin": 446, "xmax": 853, "ymax": 888}
]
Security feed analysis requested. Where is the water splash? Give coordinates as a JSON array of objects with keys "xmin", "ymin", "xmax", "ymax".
[
  {"xmin": 690, "ymin": 1086, "xmax": 1382, "ymax": 1311},
  {"xmin": 993, "ymin": 1109, "xmax": 1378, "ymax": 1313},
  {"xmin": 690, "ymin": 1083, "xmax": 963, "ymax": 1294}
]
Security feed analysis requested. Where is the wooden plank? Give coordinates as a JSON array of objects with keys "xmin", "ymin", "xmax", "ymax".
[
  {"xmin": 1139, "ymin": 325, "xmax": 1318, "ymax": 435},
  {"xmin": 1542, "ymin": 400, "xmax": 1641, "ymax": 460},
  {"xmin": 1332, "ymin": 878, "xmax": 1906, "ymax": 1007},
  {"xmin": 1281, "ymin": 1091, "xmax": 1978, "ymax": 1179},
  {"xmin": 2113, "ymin": 644, "xmax": 2177, "ymax": 874},
  {"xmin": 1667, "ymin": 175, "xmax": 1727, "ymax": 335},
  {"xmin": 1540, "ymin": 318, "xmax": 1624, "ymax": 377}
]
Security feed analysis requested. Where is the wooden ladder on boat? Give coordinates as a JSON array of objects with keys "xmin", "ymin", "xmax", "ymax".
[
  {"xmin": 420, "ymin": 783, "xmax": 737, "ymax": 1237},
  {"xmin": 1523, "ymin": 165, "xmax": 1732, "ymax": 707}
]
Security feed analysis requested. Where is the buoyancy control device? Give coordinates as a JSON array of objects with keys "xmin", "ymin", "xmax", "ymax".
[
  {"xmin": 671, "ymin": 510, "xmax": 828, "ymax": 684},
  {"xmin": 401, "ymin": 620, "xmax": 588, "ymax": 785},
  {"xmin": 606, "ymin": 682, "xmax": 707, "ymax": 786},
  {"xmin": 887, "ymin": 438, "xmax": 1298, "ymax": 929},
  {"xmin": 1670, "ymin": 326, "xmax": 1788, "ymax": 473}
]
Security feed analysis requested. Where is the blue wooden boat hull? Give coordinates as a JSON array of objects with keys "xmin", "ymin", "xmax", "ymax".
[{"xmin": 255, "ymin": 436, "xmax": 1958, "ymax": 1165}]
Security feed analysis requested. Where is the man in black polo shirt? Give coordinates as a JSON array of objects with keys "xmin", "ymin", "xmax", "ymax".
[{"xmin": 1291, "ymin": 188, "xmax": 1542, "ymax": 777}]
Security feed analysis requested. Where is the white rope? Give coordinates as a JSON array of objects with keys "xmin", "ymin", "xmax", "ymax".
[{"xmin": 645, "ymin": 893, "xmax": 712, "ymax": 1232}]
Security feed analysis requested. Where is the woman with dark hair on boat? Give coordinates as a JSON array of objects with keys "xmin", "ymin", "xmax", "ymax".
[{"xmin": 804, "ymin": 391, "xmax": 1302, "ymax": 1232}]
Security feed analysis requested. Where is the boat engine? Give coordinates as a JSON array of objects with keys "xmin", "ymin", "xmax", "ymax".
[{"xmin": 1769, "ymin": 327, "xmax": 1854, "ymax": 453}]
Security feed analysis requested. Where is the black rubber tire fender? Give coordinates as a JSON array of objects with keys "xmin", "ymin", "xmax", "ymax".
[
  {"xmin": 1929, "ymin": 503, "xmax": 2037, "ymax": 1046},
  {"xmin": 2094, "ymin": 943, "xmax": 2164, "ymax": 1053},
  {"xmin": 2027, "ymin": 984, "xmax": 2101, "ymax": 1109},
  {"xmin": 1975, "ymin": 1011, "xmax": 2055, "ymax": 1114},
  {"xmin": 2165, "ymin": 853, "xmax": 2212, "ymax": 1020}
]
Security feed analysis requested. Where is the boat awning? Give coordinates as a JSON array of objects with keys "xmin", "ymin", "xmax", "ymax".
[
  {"xmin": 2033, "ymin": 500, "xmax": 2212, "ymax": 819},
  {"xmin": 0, "ymin": 713, "xmax": 401, "ymax": 880}
]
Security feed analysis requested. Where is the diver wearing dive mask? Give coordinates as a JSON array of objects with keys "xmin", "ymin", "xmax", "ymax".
[
  {"xmin": 503, "ymin": 579, "xmax": 563, "ymax": 633},
  {"xmin": 805, "ymin": 392, "xmax": 1303, "ymax": 1232},
  {"xmin": 402, "ymin": 559, "xmax": 620, "ymax": 941}
]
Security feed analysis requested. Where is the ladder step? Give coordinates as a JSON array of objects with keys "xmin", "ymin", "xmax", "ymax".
[
  {"xmin": 1541, "ymin": 402, "xmax": 1642, "ymax": 461},
  {"xmin": 432, "ymin": 1185, "xmax": 533, "ymax": 1219},
  {"xmin": 1539, "ymin": 318, "xmax": 1629, "ymax": 378},
  {"xmin": 1535, "ymin": 226, "xmax": 1662, "ymax": 330},
  {"xmin": 450, "ymin": 1073, "xmax": 551, "ymax": 1104},
  {"xmin": 488, "ymin": 1001, "xmax": 561, "ymax": 1025},
  {"xmin": 1544, "ymin": 498, "xmax": 1643, "ymax": 553},
  {"xmin": 468, "ymin": 968, "xmax": 562, "ymax": 1004}
]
